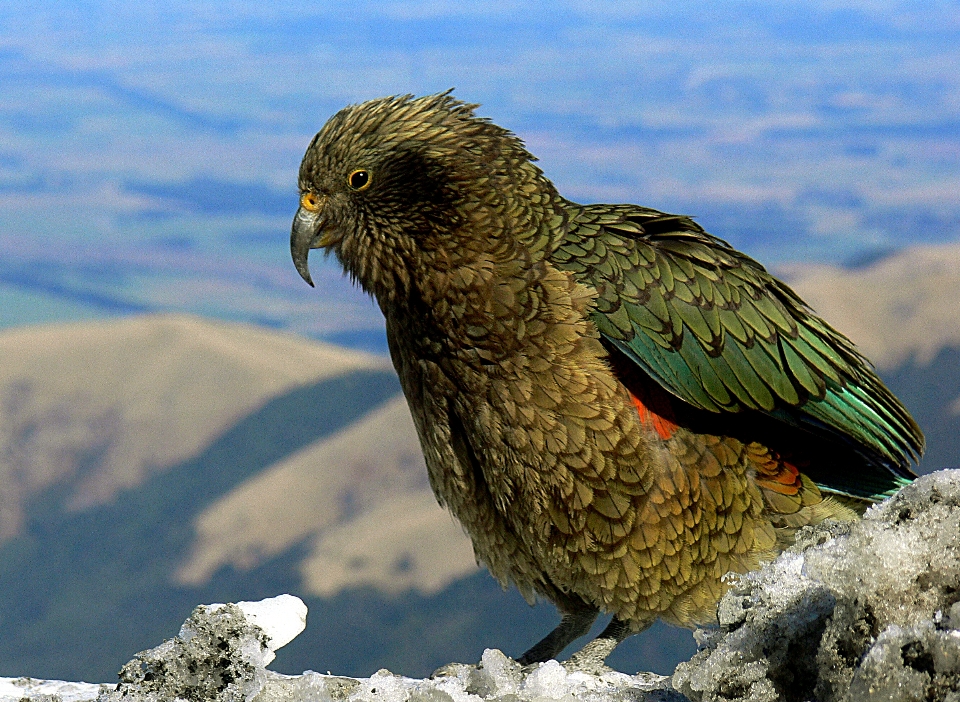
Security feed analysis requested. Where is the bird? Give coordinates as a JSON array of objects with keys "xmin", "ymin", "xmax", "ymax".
[{"xmin": 290, "ymin": 91, "xmax": 924, "ymax": 672}]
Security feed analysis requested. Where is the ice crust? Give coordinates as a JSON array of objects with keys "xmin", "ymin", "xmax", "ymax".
[
  {"xmin": 674, "ymin": 469, "xmax": 960, "ymax": 702},
  {"xmin": 3, "ymin": 470, "xmax": 960, "ymax": 702},
  {"xmin": 0, "ymin": 594, "xmax": 674, "ymax": 702}
]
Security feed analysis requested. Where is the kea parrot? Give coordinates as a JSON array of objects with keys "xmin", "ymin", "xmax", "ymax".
[{"xmin": 290, "ymin": 92, "xmax": 923, "ymax": 672}]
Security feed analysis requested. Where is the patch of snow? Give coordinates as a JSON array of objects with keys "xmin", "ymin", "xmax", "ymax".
[
  {"xmin": 0, "ymin": 594, "xmax": 675, "ymax": 702},
  {"xmin": 674, "ymin": 469, "xmax": 960, "ymax": 702},
  {"xmin": 0, "ymin": 678, "xmax": 111, "ymax": 702},
  {"xmin": 230, "ymin": 594, "xmax": 308, "ymax": 665}
]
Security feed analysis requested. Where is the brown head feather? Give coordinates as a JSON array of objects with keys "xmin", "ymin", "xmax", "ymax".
[{"xmin": 294, "ymin": 92, "xmax": 552, "ymax": 303}]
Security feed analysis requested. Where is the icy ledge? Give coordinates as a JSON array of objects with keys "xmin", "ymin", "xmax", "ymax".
[
  {"xmin": 4, "ymin": 470, "xmax": 960, "ymax": 702},
  {"xmin": 0, "ymin": 593, "xmax": 674, "ymax": 702},
  {"xmin": 674, "ymin": 469, "xmax": 960, "ymax": 701}
]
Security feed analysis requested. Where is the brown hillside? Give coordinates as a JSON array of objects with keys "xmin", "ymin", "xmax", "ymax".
[
  {"xmin": 0, "ymin": 314, "xmax": 386, "ymax": 541},
  {"xmin": 783, "ymin": 243, "xmax": 960, "ymax": 370},
  {"xmin": 176, "ymin": 396, "xmax": 479, "ymax": 596}
]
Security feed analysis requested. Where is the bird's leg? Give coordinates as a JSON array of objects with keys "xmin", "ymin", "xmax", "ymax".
[
  {"xmin": 563, "ymin": 616, "xmax": 638, "ymax": 675},
  {"xmin": 517, "ymin": 601, "xmax": 599, "ymax": 665}
]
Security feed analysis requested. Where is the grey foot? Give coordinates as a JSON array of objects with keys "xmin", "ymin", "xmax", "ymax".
[
  {"xmin": 562, "ymin": 616, "xmax": 633, "ymax": 675},
  {"xmin": 517, "ymin": 603, "xmax": 599, "ymax": 665},
  {"xmin": 563, "ymin": 647, "xmax": 616, "ymax": 676}
]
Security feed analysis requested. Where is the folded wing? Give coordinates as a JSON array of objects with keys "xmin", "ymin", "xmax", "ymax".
[{"xmin": 551, "ymin": 203, "xmax": 924, "ymax": 500}]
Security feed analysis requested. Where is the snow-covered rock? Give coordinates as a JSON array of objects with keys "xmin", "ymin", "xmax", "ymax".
[
  {"xmin": 0, "ymin": 593, "xmax": 675, "ymax": 702},
  {"xmin": 673, "ymin": 469, "xmax": 960, "ymax": 702},
  {"xmin": 4, "ymin": 470, "xmax": 960, "ymax": 702}
]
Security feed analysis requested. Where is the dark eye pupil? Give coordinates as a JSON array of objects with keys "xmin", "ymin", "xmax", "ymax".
[{"xmin": 350, "ymin": 170, "xmax": 369, "ymax": 189}]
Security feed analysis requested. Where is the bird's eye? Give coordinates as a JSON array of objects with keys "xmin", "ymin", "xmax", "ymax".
[
  {"xmin": 348, "ymin": 169, "xmax": 372, "ymax": 191},
  {"xmin": 300, "ymin": 191, "xmax": 322, "ymax": 212}
]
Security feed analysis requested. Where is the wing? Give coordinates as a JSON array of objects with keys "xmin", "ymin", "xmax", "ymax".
[{"xmin": 550, "ymin": 203, "xmax": 924, "ymax": 496}]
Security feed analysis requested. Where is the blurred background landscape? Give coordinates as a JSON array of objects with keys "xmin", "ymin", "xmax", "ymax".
[{"xmin": 0, "ymin": 0, "xmax": 958, "ymax": 684}]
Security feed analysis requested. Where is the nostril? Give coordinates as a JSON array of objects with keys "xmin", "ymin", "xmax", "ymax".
[{"xmin": 299, "ymin": 191, "xmax": 324, "ymax": 212}]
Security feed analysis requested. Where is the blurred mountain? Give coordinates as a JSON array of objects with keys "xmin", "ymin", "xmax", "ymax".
[
  {"xmin": 785, "ymin": 243, "xmax": 960, "ymax": 371},
  {"xmin": 0, "ymin": 243, "xmax": 959, "ymax": 683},
  {"xmin": 0, "ymin": 314, "xmax": 388, "ymax": 542},
  {"xmin": 0, "ymin": 315, "xmax": 413, "ymax": 680},
  {"xmin": 175, "ymin": 395, "xmax": 478, "ymax": 598},
  {"xmin": 0, "ymin": 312, "xmax": 700, "ymax": 682}
]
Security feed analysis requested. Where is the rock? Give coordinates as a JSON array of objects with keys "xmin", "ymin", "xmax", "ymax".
[
  {"xmin": 0, "ymin": 594, "xmax": 675, "ymax": 701},
  {"xmin": 99, "ymin": 594, "xmax": 307, "ymax": 702},
  {"xmin": 673, "ymin": 469, "xmax": 960, "ymax": 702}
]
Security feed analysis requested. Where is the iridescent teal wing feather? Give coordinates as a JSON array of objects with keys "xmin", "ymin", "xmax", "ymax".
[{"xmin": 551, "ymin": 203, "xmax": 924, "ymax": 500}]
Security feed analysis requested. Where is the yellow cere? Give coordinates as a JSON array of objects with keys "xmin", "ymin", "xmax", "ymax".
[{"xmin": 300, "ymin": 191, "xmax": 322, "ymax": 211}]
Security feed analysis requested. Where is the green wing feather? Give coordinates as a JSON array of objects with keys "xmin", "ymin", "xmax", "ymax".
[{"xmin": 550, "ymin": 203, "xmax": 924, "ymax": 498}]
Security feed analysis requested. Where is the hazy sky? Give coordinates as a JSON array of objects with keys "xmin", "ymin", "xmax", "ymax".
[{"xmin": 0, "ymin": 1, "xmax": 957, "ymax": 346}]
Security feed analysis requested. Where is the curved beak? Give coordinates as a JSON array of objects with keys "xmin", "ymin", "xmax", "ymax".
[{"xmin": 290, "ymin": 205, "xmax": 326, "ymax": 287}]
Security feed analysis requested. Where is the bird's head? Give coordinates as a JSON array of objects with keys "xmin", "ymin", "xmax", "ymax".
[{"xmin": 291, "ymin": 92, "xmax": 555, "ymax": 303}]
